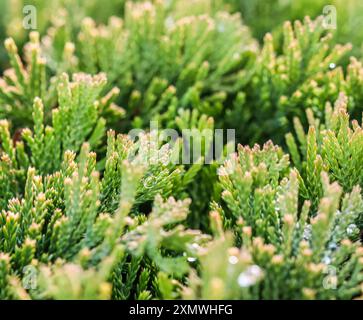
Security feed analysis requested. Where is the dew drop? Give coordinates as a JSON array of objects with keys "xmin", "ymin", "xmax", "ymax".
[
  {"xmin": 328, "ymin": 242, "xmax": 337, "ymax": 251},
  {"xmin": 323, "ymin": 255, "xmax": 331, "ymax": 265},
  {"xmin": 249, "ymin": 265, "xmax": 262, "ymax": 277},
  {"xmin": 191, "ymin": 243, "xmax": 200, "ymax": 249},
  {"xmin": 237, "ymin": 265, "xmax": 263, "ymax": 288},
  {"xmin": 346, "ymin": 224, "xmax": 357, "ymax": 236},
  {"xmin": 238, "ymin": 273, "xmax": 254, "ymax": 287},
  {"xmin": 303, "ymin": 225, "xmax": 312, "ymax": 241},
  {"xmin": 228, "ymin": 256, "xmax": 238, "ymax": 265},
  {"xmin": 143, "ymin": 176, "xmax": 155, "ymax": 189}
]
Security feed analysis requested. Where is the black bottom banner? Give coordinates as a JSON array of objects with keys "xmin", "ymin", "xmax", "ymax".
[{"xmin": 0, "ymin": 300, "xmax": 360, "ymax": 319}]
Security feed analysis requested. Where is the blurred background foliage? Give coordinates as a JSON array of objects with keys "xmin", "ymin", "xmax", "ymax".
[
  {"xmin": 0, "ymin": 0, "xmax": 362, "ymax": 300},
  {"xmin": 0, "ymin": 0, "xmax": 362, "ymax": 147},
  {"xmin": 1, "ymin": 0, "xmax": 362, "ymax": 69},
  {"xmin": 227, "ymin": 0, "xmax": 363, "ymax": 56}
]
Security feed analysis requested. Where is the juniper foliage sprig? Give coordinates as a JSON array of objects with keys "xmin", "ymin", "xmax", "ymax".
[
  {"xmin": 230, "ymin": 16, "xmax": 352, "ymax": 144},
  {"xmin": 0, "ymin": 122, "xmax": 210, "ymax": 299},
  {"xmin": 41, "ymin": 0, "xmax": 257, "ymax": 130},
  {"xmin": 0, "ymin": 33, "xmax": 50, "ymax": 128},
  {"xmin": 0, "ymin": 0, "xmax": 362, "ymax": 301},
  {"xmin": 287, "ymin": 93, "xmax": 363, "ymax": 211},
  {"xmin": 206, "ymin": 165, "xmax": 363, "ymax": 299}
]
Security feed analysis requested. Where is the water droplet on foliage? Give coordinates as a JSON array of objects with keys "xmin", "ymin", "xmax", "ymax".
[
  {"xmin": 323, "ymin": 255, "xmax": 331, "ymax": 265},
  {"xmin": 303, "ymin": 225, "xmax": 312, "ymax": 241},
  {"xmin": 329, "ymin": 63, "xmax": 336, "ymax": 69},
  {"xmin": 237, "ymin": 265, "xmax": 263, "ymax": 288},
  {"xmin": 143, "ymin": 176, "xmax": 155, "ymax": 189},
  {"xmin": 191, "ymin": 243, "xmax": 200, "ymax": 249},
  {"xmin": 346, "ymin": 224, "xmax": 357, "ymax": 236},
  {"xmin": 229, "ymin": 256, "xmax": 238, "ymax": 265}
]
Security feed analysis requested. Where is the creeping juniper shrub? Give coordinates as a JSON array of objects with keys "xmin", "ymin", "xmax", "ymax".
[{"xmin": 0, "ymin": 0, "xmax": 362, "ymax": 300}]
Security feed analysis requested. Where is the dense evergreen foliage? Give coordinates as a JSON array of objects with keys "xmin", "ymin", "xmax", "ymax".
[{"xmin": 0, "ymin": 0, "xmax": 362, "ymax": 300}]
